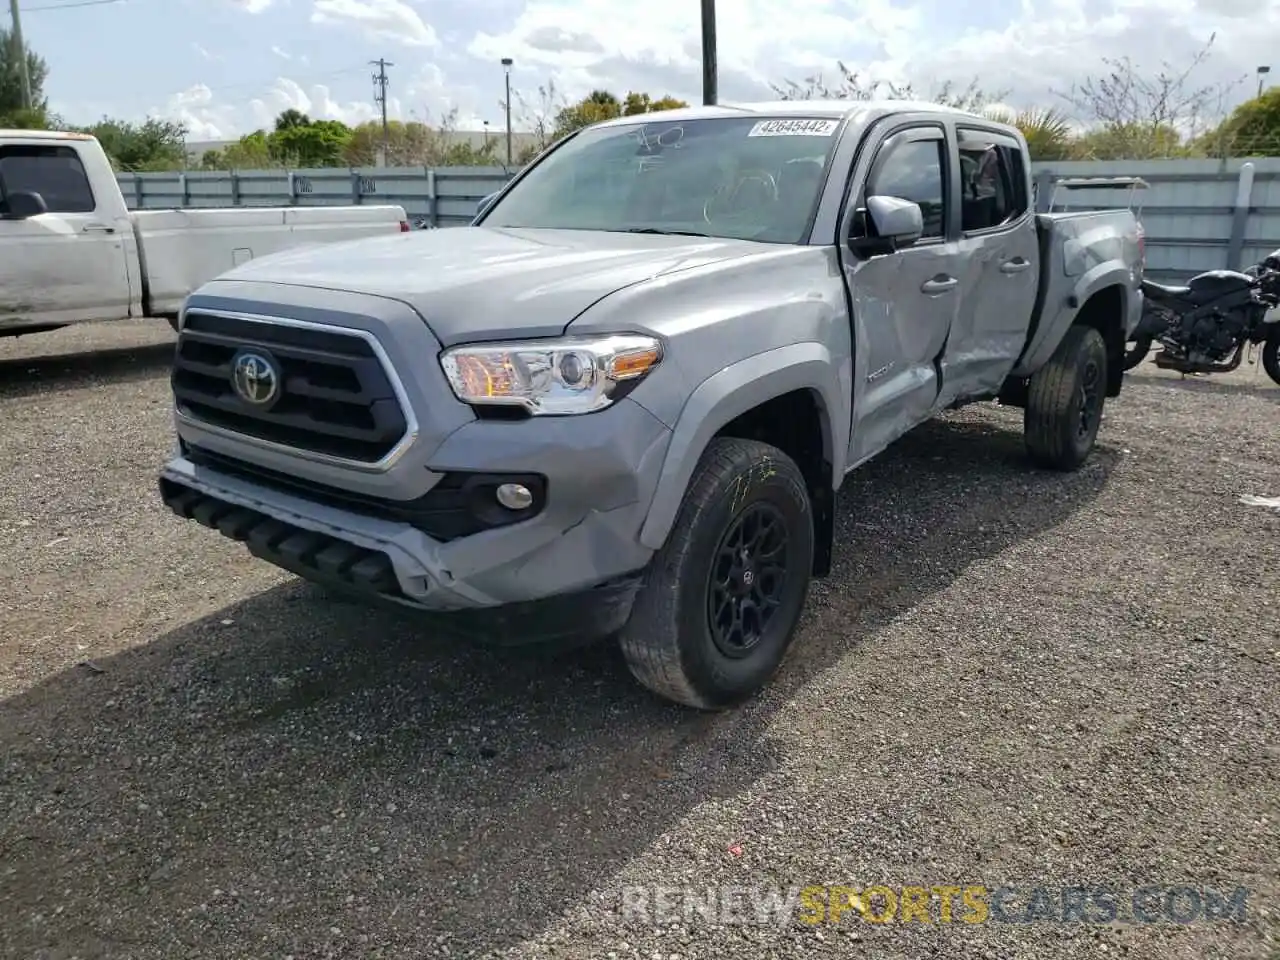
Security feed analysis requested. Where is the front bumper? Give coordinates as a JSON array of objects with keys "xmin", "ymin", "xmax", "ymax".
[{"xmin": 158, "ymin": 470, "xmax": 646, "ymax": 643}]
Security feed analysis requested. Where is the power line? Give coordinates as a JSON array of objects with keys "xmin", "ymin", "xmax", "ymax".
[{"xmin": 21, "ymin": 0, "xmax": 126, "ymax": 12}]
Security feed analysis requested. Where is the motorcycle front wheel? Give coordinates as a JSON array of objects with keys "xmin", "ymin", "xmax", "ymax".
[
  {"xmin": 1263, "ymin": 329, "xmax": 1280, "ymax": 385},
  {"xmin": 1123, "ymin": 336, "xmax": 1153, "ymax": 371}
]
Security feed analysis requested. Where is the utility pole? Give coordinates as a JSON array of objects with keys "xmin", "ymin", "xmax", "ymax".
[
  {"xmin": 501, "ymin": 57, "xmax": 513, "ymax": 166},
  {"xmin": 370, "ymin": 58, "xmax": 393, "ymax": 165},
  {"xmin": 8, "ymin": 0, "xmax": 33, "ymax": 111},
  {"xmin": 700, "ymin": 0, "xmax": 717, "ymax": 106}
]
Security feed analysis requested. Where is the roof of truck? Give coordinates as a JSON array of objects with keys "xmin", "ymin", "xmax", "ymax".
[
  {"xmin": 0, "ymin": 129, "xmax": 96, "ymax": 141},
  {"xmin": 590, "ymin": 98, "xmax": 980, "ymax": 130}
]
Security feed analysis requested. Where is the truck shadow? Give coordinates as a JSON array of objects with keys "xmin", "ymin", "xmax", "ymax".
[
  {"xmin": 0, "ymin": 342, "xmax": 174, "ymax": 401},
  {"xmin": 0, "ymin": 413, "xmax": 1117, "ymax": 958}
]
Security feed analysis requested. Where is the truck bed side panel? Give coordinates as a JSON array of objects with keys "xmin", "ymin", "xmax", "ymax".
[
  {"xmin": 132, "ymin": 205, "xmax": 406, "ymax": 315},
  {"xmin": 1013, "ymin": 210, "xmax": 1142, "ymax": 377}
]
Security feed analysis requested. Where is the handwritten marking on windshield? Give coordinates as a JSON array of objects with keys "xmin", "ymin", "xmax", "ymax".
[
  {"xmin": 629, "ymin": 125, "xmax": 685, "ymax": 152},
  {"xmin": 747, "ymin": 119, "xmax": 839, "ymax": 137}
]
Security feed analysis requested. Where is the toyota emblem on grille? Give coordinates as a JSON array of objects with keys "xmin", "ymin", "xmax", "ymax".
[{"xmin": 231, "ymin": 350, "xmax": 281, "ymax": 407}]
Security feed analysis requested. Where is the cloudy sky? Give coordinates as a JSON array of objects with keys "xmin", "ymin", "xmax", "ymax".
[{"xmin": 19, "ymin": 0, "xmax": 1277, "ymax": 141}]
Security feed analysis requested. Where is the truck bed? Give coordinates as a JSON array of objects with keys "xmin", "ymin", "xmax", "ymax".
[
  {"xmin": 1017, "ymin": 209, "xmax": 1143, "ymax": 376},
  {"xmin": 134, "ymin": 205, "xmax": 408, "ymax": 316}
]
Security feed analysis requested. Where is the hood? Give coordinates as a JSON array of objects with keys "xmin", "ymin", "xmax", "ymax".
[{"xmin": 213, "ymin": 225, "xmax": 771, "ymax": 345}]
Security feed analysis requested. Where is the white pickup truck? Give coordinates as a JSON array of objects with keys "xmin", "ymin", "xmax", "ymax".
[{"xmin": 0, "ymin": 129, "xmax": 408, "ymax": 336}]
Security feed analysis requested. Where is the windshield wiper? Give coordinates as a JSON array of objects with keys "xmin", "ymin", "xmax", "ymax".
[{"xmin": 619, "ymin": 227, "xmax": 712, "ymax": 237}]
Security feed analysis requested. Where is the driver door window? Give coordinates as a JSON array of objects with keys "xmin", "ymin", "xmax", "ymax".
[{"xmin": 864, "ymin": 137, "xmax": 947, "ymax": 240}]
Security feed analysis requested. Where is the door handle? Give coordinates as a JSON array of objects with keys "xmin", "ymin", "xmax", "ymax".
[
  {"xmin": 1000, "ymin": 257, "xmax": 1031, "ymax": 274},
  {"xmin": 920, "ymin": 275, "xmax": 958, "ymax": 295},
  {"xmin": 82, "ymin": 223, "xmax": 116, "ymax": 234}
]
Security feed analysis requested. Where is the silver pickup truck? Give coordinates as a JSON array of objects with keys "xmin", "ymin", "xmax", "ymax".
[{"xmin": 158, "ymin": 100, "xmax": 1144, "ymax": 709}]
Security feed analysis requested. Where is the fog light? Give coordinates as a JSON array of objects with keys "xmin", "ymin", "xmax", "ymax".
[{"xmin": 495, "ymin": 482, "xmax": 534, "ymax": 510}]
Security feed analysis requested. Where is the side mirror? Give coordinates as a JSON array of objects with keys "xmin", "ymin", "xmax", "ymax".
[
  {"xmin": 475, "ymin": 191, "xmax": 500, "ymax": 218},
  {"xmin": 2, "ymin": 190, "xmax": 48, "ymax": 220},
  {"xmin": 848, "ymin": 194, "xmax": 924, "ymax": 256}
]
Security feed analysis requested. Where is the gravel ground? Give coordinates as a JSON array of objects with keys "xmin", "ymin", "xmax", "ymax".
[{"xmin": 1, "ymin": 320, "xmax": 1278, "ymax": 960}]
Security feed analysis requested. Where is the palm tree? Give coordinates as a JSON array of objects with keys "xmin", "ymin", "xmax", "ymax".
[{"xmin": 985, "ymin": 106, "xmax": 1077, "ymax": 161}]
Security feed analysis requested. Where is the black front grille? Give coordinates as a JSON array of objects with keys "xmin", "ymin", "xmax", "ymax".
[
  {"xmin": 184, "ymin": 444, "xmax": 546, "ymax": 543},
  {"xmin": 172, "ymin": 312, "xmax": 408, "ymax": 463}
]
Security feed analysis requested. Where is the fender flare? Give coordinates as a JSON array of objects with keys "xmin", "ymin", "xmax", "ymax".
[
  {"xmin": 638, "ymin": 341, "xmax": 847, "ymax": 551},
  {"xmin": 1014, "ymin": 265, "xmax": 1135, "ymax": 376}
]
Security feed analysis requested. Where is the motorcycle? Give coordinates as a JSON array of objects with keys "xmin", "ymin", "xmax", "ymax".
[{"xmin": 1123, "ymin": 248, "xmax": 1280, "ymax": 384}]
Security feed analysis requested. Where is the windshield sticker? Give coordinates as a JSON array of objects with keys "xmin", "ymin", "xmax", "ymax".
[{"xmin": 747, "ymin": 118, "xmax": 839, "ymax": 138}]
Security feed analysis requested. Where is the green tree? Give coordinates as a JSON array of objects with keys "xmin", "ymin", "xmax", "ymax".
[
  {"xmin": 271, "ymin": 116, "xmax": 352, "ymax": 167},
  {"xmin": 219, "ymin": 131, "xmax": 276, "ymax": 168},
  {"xmin": 1201, "ymin": 87, "xmax": 1280, "ymax": 157},
  {"xmin": 648, "ymin": 95, "xmax": 688, "ymax": 112},
  {"xmin": 551, "ymin": 89, "xmax": 689, "ymax": 140},
  {"xmin": 0, "ymin": 26, "xmax": 51, "ymax": 127},
  {"xmin": 203, "ymin": 115, "xmax": 354, "ymax": 169},
  {"xmin": 985, "ymin": 107, "xmax": 1078, "ymax": 161},
  {"xmin": 622, "ymin": 91, "xmax": 652, "ymax": 116},
  {"xmin": 1071, "ymin": 122, "xmax": 1185, "ymax": 160},
  {"xmin": 342, "ymin": 119, "xmax": 434, "ymax": 166},
  {"xmin": 78, "ymin": 117, "xmax": 189, "ymax": 171},
  {"xmin": 274, "ymin": 108, "xmax": 310, "ymax": 131}
]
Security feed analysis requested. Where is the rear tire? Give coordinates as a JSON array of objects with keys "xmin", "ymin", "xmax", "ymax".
[
  {"xmin": 1024, "ymin": 325, "xmax": 1109, "ymax": 471},
  {"xmin": 1263, "ymin": 329, "xmax": 1280, "ymax": 386},
  {"xmin": 618, "ymin": 437, "xmax": 814, "ymax": 710},
  {"xmin": 1122, "ymin": 335, "xmax": 1152, "ymax": 371}
]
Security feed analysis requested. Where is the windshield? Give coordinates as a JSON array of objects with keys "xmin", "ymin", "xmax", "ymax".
[{"xmin": 482, "ymin": 116, "xmax": 842, "ymax": 244}]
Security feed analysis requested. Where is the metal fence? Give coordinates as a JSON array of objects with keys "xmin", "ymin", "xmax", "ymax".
[
  {"xmin": 119, "ymin": 157, "xmax": 1280, "ymax": 280},
  {"xmin": 1031, "ymin": 157, "xmax": 1280, "ymax": 281},
  {"xmin": 115, "ymin": 166, "xmax": 515, "ymax": 228}
]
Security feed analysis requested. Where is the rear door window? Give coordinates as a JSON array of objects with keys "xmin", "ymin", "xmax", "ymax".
[{"xmin": 957, "ymin": 130, "xmax": 1028, "ymax": 232}]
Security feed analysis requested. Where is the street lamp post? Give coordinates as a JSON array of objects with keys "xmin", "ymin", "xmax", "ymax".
[
  {"xmin": 501, "ymin": 57, "xmax": 514, "ymax": 166},
  {"xmin": 700, "ymin": 0, "xmax": 717, "ymax": 106},
  {"xmin": 1258, "ymin": 65, "xmax": 1271, "ymax": 99}
]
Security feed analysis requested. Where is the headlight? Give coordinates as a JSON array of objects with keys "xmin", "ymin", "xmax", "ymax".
[{"xmin": 440, "ymin": 334, "xmax": 663, "ymax": 415}]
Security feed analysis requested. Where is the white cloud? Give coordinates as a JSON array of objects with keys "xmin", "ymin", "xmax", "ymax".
[
  {"xmin": 192, "ymin": 43, "xmax": 218, "ymax": 62},
  {"xmin": 467, "ymin": 0, "xmax": 921, "ymax": 103},
  {"xmin": 465, "ymin": 0, "xmax": 1273, "ymax": 125},
  {"xmin": 141, "ymin": 0, "xmax": 1276, "ymax": 141},
  {"xmin": 227, "ymin": 0, "xmax": 274, "ymax": 12},
  {"xmin": 310, "ymin": 0, "xmax": 440, "ymax": 47},
  {"xmin": 150, "ymin": 65, "xmax": 487, "ymax": 140},
  {"xmin": 876, "ymin": 0, "xmax": 1278, "ymax": 124},
  {"xmin": 402, "ymin": 63, "xmax": 487, "ymax": 130},
  {"xmin": 153, "ymin": 79, "xmax": 381, "ymax": 139}
]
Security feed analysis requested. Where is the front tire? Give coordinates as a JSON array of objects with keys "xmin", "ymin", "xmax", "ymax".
[
  {"xmin": 1263, "ymin": 329, "xmax": 1280, "ymax": 385},
  {"xmin": 618, "ymin": 437, "xmax": 815, "ymax": 710},
  {"xmin": 1024, "ymin": 325, "xmax": 1109, "ymax": 471}
]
